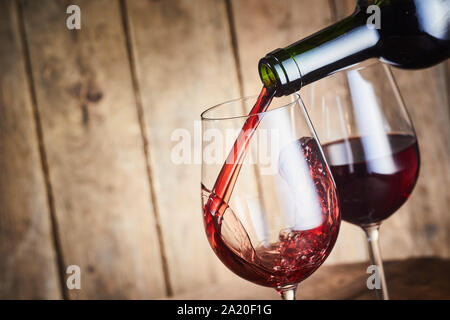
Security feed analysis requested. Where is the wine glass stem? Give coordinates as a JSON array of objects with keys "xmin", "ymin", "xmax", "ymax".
[
  {"xmin": 363, "ymin": 223, "xmax": 389, "ymax": 300},
  {"xmin": 279, "ymin": 285, "xmax": 297, "ymax": 300}
]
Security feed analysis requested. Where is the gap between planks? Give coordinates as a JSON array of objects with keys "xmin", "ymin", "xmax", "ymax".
[
  {"xmin": 224, "ymin": 0, "xmax": 272, "ymax": 221},
  {"xmin": 119, "ymin": 0, "xmax": 173, "ymax": 297},
  {"xmin": 16, "ymin": 0, "xmax": 68, "ymax": 300}
]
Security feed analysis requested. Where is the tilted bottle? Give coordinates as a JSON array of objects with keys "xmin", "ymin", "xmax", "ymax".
[{"xmin": 259, "ymin": 0, "xmax": 450, "ymax": 96}]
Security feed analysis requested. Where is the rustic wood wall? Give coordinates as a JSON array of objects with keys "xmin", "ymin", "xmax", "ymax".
[{"xmin": 0, "ymin": 0, "xmax": 448, "ymax": 299}]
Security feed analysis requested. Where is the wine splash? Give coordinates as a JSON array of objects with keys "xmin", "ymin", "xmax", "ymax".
[{"xmin": 203, "ymin": 87, "xmax": 340, "ymax": 288}]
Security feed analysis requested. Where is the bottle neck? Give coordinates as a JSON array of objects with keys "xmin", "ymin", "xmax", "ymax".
[{"xmin": 259, "ymin": 8, "xmax": 380, "ymax": 96}]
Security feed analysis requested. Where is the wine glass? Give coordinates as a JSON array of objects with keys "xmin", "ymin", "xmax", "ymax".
[
  {"xmin": 201, "ymin": 93, "xmax": 341, "ymax": 300},
  {"xmin": 303, "ymin": 61, "xmax": 420, "ymax": 300}
]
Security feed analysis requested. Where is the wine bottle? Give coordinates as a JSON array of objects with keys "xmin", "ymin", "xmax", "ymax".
[{"xmin": 259, "ymin": 0, "xmax": 450, "ymax": 96}]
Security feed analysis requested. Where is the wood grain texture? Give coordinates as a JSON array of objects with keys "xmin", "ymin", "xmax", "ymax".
[
  {"xmin": 386, "ymin": 66, "xmax": 450, "ymax": 259},
  {"xmin": 170, "ymin": 258, "xmax": 450, "ymax": 300},
  {"xmin": 0, "ymin": 0, "xmax": 61, "ymax": 299},
  {"xmin": 230, "ymin": 0, "xmax": 368, "ymax": 264},
  {"xmin": 124, "ymin": 0, "xmax": 246, "ymax": 295},
  {"xmin": 20, "ymin": 0, "xmax": 166, "ymax": 299}
]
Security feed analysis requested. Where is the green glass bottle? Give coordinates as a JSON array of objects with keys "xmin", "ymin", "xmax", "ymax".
[{"xmin": 259, "ymin": 0, "xmax": 450, "ymax": 96}]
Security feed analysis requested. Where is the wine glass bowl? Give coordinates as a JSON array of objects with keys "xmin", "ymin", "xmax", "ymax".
[
  {"xmin": 201, "ymin": 94, "xmax": 341, "ymax": 298},
  {"xmin": 303, "ymin": 61, "xmax": 420, "ymax": 299}
]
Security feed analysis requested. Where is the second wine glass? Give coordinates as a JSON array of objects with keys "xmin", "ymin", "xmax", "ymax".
[{"xmin": 303, "ymin": 61, "xmax": 420, "ymax": 300}]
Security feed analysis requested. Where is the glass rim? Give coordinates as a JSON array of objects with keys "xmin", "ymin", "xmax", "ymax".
[{"xmin": 200, "ymin": 93, "xmax": 302, "ymax": 121}]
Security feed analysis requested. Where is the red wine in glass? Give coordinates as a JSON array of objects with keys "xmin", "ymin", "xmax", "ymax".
[
  {"xmin": 322, "ymin": 134, "xmax": 420, "ymax": 226},
  {"xmin": 203, "ymin": 87, "xmax": 340, "ymax": 289}
]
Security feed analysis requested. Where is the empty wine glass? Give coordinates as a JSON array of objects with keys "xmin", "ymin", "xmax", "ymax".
[
  {"xmin": 201, "ymin": 94, "xmax": 341, "ymax": 300},
  {"xmin": 303, "ymin": 61, "xmax": 420, "ymax": 300}
]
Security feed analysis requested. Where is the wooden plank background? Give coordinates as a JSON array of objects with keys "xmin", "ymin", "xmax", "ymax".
[
  {"xmin": 0, "ymin": 0, "xmax": 61, "ymax": 299},
  {"xmin": 0, "ymin": 0, "xmax": 448, "ymax": 299}
]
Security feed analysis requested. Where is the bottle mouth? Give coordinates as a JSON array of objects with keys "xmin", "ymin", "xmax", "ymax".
[
  {"xmin": 258, "ymin": 49, "xmax": 302, "ymax": 97},
  {"xmin": 258, "ymin": 55, "xmax": 283, "ymax": 97},
  {"xmin": 259, "ymin": 59, "xmax": 278, "ymax": 89}
]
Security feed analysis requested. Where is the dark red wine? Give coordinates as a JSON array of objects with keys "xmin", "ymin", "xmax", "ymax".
[
  {"xmin": 203, "ymin": 88, "xmax": 340, "ymax": 288},
  {"xmin": 323, "ymin": 134, "xmax": 420, "ymax": 226}
]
